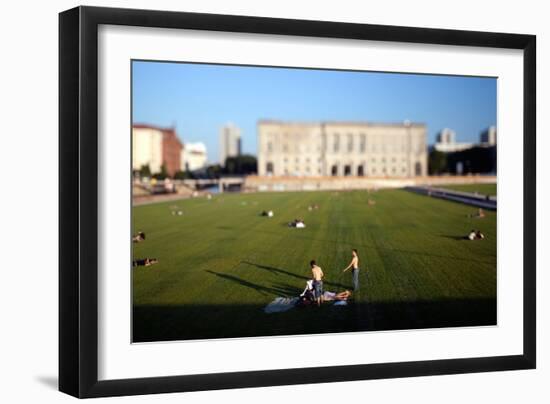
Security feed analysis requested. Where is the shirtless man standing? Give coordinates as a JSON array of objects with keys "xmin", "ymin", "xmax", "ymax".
[
  {"xmin": 342, "ymin": 249, "xmax": 360, "ymax": 291},
  {"xmin": 310, "ymin": 260, "xmax": 324, "ymax": 307}
]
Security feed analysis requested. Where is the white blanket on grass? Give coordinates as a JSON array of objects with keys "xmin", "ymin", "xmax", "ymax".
[{"xmin": 264, "ymin": 297, "xmax": 299, "ymax": 313}]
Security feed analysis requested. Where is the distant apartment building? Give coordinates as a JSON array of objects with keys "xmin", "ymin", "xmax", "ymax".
[
  {"xmin": 181, "ymin": 142, "xmax": 208, "ymax": 172},
  {"xmin": 433, "ymin": 128, "xmax": 474, "ymax": 153},
  {"xmin": 429, "ymin": 126, "xmax": 497, "ymax": 175},
  {"xmin": 219, "ymin": 123, "xmax": 241, "ymax": 166},
  {"xmin": 480, "ymin": 125, "xmax": 497, "ymax": 146},
  {"xmin": 132, "ymin": 124, "xmax": 183, "ymax": 177},
  {"xmin": 257, "ymin": 120, "xmax": 427, "ymax": 177}
]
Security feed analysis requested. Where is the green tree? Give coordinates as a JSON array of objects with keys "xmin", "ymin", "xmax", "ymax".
[
  {"xmin": 428, "ymin": 150, "xmax": 448, "ymax": 175},
  {"xmin": 224, "ymin": 154, "xmax": 257, "ymax": 175},
  {"xmin": 139, "ymin": 164, "xmax": 151, "ymax": 178},
  {"xmin": 206, "ymin": 164, "xmax": 222, "ymax": 178},
  {"xmin": 173, "ymin": 170, "xmax": 191, "ymax": 180},
  {"xmin": 152, "ymin": 164, "xmax": 168, "ymax": 180}
]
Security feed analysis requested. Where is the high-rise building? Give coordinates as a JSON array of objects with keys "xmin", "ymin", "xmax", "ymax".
[
  {"xmin": 433, "ymin": 128, "xmax": 473, "ymax": 153},
  {"xmin": 480, "ymin": 126, "xmax": 497, "ymax": 146},
  {"xmin": 257, "ymin": 120, "xmax": 427, "ymax": 177},
  {"xmin": 219, "ymin": 123, "xmax": 241, "ymax": 166}
]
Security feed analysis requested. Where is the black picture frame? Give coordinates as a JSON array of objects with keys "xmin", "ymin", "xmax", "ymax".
[{"xmin": 59, "ymin": 5, "xmax": 536, "ymax": 398}]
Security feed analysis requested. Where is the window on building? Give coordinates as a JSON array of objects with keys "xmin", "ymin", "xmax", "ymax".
[
  {"xmin": 331, "ymin": 165, "xmax": 338, "ymax": 176},
  {"xmin": 333, "ymin": 134, "xmax": 340, "ymax": 153},
  {"xmin": 267, "ymin": 142, "xmax": 273, "ymax": 152},
  {"xmin": 283, "ymin": 144, "xmax": 288, "ymax": 152},
  {"xmin": 347, "ymin": 134, "xmax": 353, "ymax": 152},
  {"xmin": 266, "ymin": 162, "xmax": 274, "ymax": 174},
  {"xmin": 415, "ymin": 162, "xmax": 422, "ymax": 176},
  {"xmin": 357, "ymin": 165, "xmax": 365, "ymax": 176},
  {"xmin": 360, "ymin": 134, "xmax": 366, "ymax": 153},
  {"xmin": 344, "ymin": 165, "xmax": 352, "ymax": 176}
]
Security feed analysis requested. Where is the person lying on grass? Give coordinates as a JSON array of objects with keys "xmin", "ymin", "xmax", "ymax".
[
  {"xmin": 296, "ymin": 280, "xmax": 351, "ymax": 307},
  {"xmin": 289, "ymin": 218, "xmax": 306, "ymax": 228},
  {"xmin": 132, "ymin": 231, "xmax": 146, "ymax": 243},
  {"xmin": 467, "ymin": 229, "xmax": 485, "ymax": 240},
  {"xmin": 132, "ymin": 258, "xmax": 158, "ymax": 267},
  {"xmin": 322, "ymin": 290, "xmax": 352, "ymax": 301}
]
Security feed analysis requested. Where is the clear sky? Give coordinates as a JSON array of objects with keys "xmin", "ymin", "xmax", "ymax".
[{"xmin": 132, "ymin": 60, "xmax": 496, "ymax": 164}]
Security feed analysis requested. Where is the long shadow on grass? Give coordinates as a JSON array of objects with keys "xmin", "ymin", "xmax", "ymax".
[
  {"xmin": 241, "ymin": 261, "xmax": 350, "ymax": 290},
  {"xmin": 133, "ymin": 297, "xmax": 497, "ymax": 342},
  {"xmin": 206, "ymin": 270, "xmax": 302, "ymax": 297}
]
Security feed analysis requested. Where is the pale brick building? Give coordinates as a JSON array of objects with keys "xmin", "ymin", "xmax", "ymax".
[{"xmin": 257, "ymin": 120, "xmax": 427, "ymax": 177}]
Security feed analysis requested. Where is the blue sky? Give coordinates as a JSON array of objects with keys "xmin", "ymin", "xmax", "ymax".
[{"xmin": 132, "ymin": 60, "xmax": 496, "ymax": 164}]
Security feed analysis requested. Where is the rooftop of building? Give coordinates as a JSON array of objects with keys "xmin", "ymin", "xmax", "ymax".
[
  {"xmin": 258, "ymin": 119, "xmax": 426, "ymax": 128},
  {"xmin": 133, "ymin": 123, "xmax": 177, "ymax": 132}
]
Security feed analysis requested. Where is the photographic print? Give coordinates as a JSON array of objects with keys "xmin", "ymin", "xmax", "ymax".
[{"xmin": 131, "ymin": 61, "xmax": 497, "ymax": 343}]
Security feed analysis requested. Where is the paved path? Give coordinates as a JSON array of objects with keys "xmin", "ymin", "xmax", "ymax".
[{"xmin": 406, "ymin": 186, "xmax": 497, "ymax": 210}]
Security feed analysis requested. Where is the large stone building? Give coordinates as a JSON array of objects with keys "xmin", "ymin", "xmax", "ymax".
[
  {"xmin": 257, "ymin": 120, "xmax": 427, "ymax": 177},
  {"xmin": 132, "ymin": 124, "xmax": 183, "ymax": 177}
]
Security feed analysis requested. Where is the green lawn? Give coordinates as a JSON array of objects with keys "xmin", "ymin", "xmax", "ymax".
[
  {"xmin": 439, "ymin": 183, "xmax": 497, "ymax": 196},
  {"xmin": 132, "ymin": 189, "xmax": 496, "ymax": 342}
]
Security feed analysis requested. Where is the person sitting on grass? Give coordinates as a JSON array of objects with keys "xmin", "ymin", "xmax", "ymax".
[
  {"xmin": 469, "ymin": 208, "xmax": 485, "ymax": 219},
  {"xmin": 296, "ymin": 280, "xmax": 316, "ymax": 307},
  {"xmin": 288, "ymin": 218, "xmax": 306, "ymax": 228},
  {"xmin": 467, "ymin": 230, "xmax": 485, "ymax": 240},
  {"xmin": 132, "ymin": 258, "xmax": 158, "ymax": 267},
  {"xmin": 132, "ymin": 231, "xmax": 146, "ymax": 243}
]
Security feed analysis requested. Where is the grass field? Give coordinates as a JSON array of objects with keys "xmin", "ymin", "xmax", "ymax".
[
  {"xmin": 132, "ymin": 189, "xmax": 496, "ymax": 342},
  {"xmin": 439, "ymin": 183, "xmax": 497, "ymax": 196}
]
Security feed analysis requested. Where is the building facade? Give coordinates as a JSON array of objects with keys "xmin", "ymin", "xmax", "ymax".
[
  {"xmin": 132, "ymin": 124, "xmax": 183, "ymax": 177},
  {"xmin": 132, "ymin": 125, "xmax": 164, "ymax": 174},
  {"xmin": 181, "ymin": 142, "xmax": 208, "ymax": 172},
  {"xmin": 257, "ymin": 120, "xmax": 427, "ymax": 177},
  {"xmin": 219, "ymin": 123, "xmax": 241, "ymax": 166}
]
